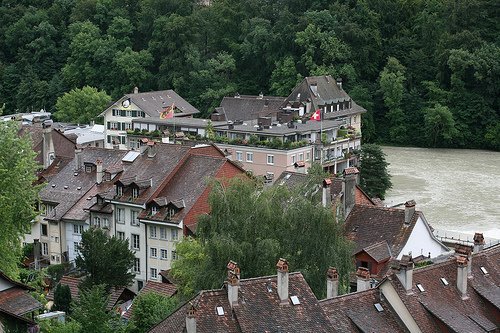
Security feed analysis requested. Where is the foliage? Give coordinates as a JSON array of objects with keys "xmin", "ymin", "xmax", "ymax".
[
  {"xmin": 422, "ymin": 104, "xmax": 457, "ymax": 147},
  {"xmin": 53, "ymin": 284, "xmax": 72, "ymax": 314},
  {"xmin": 54, "ymin": 86, "xmax": 110, "ymax": 125},
  {"xmin": 38, "ymin": 320, "xmax": 81, "ymax": 333},
  {"xmin": 0, "ymin": 122, "xmax": 40, "ymax": 278},
  {"xmin": 358, "ymin": 144, "xmax": 392, "ymax": 200},
  {"xmin": 47, "ymin": 263, "xmax": 69, "ymax": 284},
  {"xmin": 71, "ymin": 284, "xmax": 124, "ymax": 333},
  {"xmin": 128, "ymin": 292, "xmax": 179, "ymax": 333},
  {"xmin": 172, "ymin": 178, "xmax": 353, "ymax": 299},
  {"xmin": 75, "ymin": 228, "xmax": 135, "ymax": 291}
]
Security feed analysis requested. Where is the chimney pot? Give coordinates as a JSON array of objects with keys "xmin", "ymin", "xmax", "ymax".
[
  {"xmin": 404, "ymin": 200, "xmax": 416, "ymax": 225},
  {"xmin": 276, "ymin": 258, "xmax": 289, "ymax": 303},
  {"xmin": 454, "ymin": 244, "xmax": 473, "ymax": 278},
  {"xmin": 74, "ymin": 147, "xmax": 83, "ymax": 171},
  {"xmin": 473, "ymin": 233, "xmax": 485, "ymax": 253},
  {"xmin": 186, "ymin": 303, "xmax": 196, "ymax": 333},
  {"xmin": 326, "ymin": 267, "xmax": 339, "ymax": 299},
  {"xmin": 226, "ymin": 261, "xmax": 240, "ymax": 307},
  {"xmin": 396, "ymin": 255, "xmax": 414, "ymax": 294},
  {"xmin": 456, "ymin": 256, "xmax": 468, "ymax": 299},
  {"xmin": 356, "ymin": 267, "xmax": 371, "ymax": 292}
]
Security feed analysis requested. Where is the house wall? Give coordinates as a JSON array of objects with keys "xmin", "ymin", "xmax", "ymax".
[
  {"xmin": 103, "ymin": 100, "xmax": 145, "ymax": 150},
  {"xmin": 65, "ymin": 221, "xmax": 89, "ymax": 263},
  {"xmin": 145, "ymin": 222, "xmax": 182, "ymax": 281},
  {"xmin": 48, "ymin": 221, "xmax": 62, "ymax": 264},
  {"xmin": 397, "ymin": 217, "xmax": 448, "ymax": 260},
  {"xmin": 216, "ymin": 144, "xmax": 312, "ymax": 180},
  {"xmin": 355, "ymin": 252, "xmax": 386, "ymax": 276}
]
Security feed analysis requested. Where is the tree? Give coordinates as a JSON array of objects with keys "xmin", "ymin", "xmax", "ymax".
[
  {"xmin": 53, "ymin": 284, "xmax": 72, "ymax": 314},
  {"xmin": 172, "ymin": 178, "xmax": 353, "ymax": 299},
  {"xmin": 75, "ymin": 228, "xmax": 135, "ymax": 291},
  {"xmin": 0, "ymin": 122, "xmax": 40, "ymax": 278},
  {"xmin": 54, "ymin": 86, "xmax": 110, "ymax": 125},
  {"xmin": 358, "ymin": 144, "xmax": 392, "ymax": 200},
  {"xmin": 128, "ymin": 292, "xmax": 179, "ymax": 333},
  {"xmin": 71, "ymin": 284, "xmax": 123, "ymax": 333},
  {"xmin": 423, "ymin": 104, "xmax": 457, "ymax": 147},
  {"xmin": 270, "ymin": 56, "xmax": 301, "ymax": 96}
]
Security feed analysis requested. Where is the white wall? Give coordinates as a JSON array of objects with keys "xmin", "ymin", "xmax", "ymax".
[{"xmin": 397, "ymin": 216, "xmax": 448, "ymax": 259}]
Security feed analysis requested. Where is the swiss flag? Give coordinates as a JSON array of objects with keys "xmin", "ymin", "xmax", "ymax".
[{"xmin": 310, "ymin": 109, "xmax": 321, "ymax": 121}]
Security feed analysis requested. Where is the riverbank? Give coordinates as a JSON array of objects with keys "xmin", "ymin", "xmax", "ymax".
[{"xmin": 383, "ymin": 146, "xmax": 500, "ymax": 239}]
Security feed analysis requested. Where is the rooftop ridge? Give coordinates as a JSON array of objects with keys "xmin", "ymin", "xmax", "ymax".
[
  {"xmin": 318, "ymin": 288, "xmax": 377, "ymax": 304},
  {"xmin": 239, "ymin": 271, "xmax": 303, "ymax": 284}
]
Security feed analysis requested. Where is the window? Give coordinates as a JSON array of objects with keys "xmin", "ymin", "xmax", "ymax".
[
  {"xmin": 132, "ymin": 187, "xmax": 139, "ymax": 198},
  {"xmin": 116, "ymin": 185, "xmax": 123, "ymax": 196},
  {"xmin": 150, "ymin": 247, "xmax": 157, "ymax": 258},
  {"xmin": 150, "ymin": 226, "xmax": 157, "ymax": 239},
  {"xmin": 171, "ymin": 229, "xmax": 179, "ymax": 241},
  {"xmin": 41, "ymin": 224, "xmax": 48, "ymax": 236},
  {"xmin": 116, "ymin": 208, "xmax": 125, "ymax": 224},
  {"xmin": 150, "ymin": 268, "xmax": 158, "ymax": 279},
  {"xmin": 132, "ymin": 234, "xmax": 140, "ymax": 250},
  {"xmin": 160, "ymin": 227, "xmax": 167, "ymax": 240},
  {"xmin": 55, "ymin": 237, "xmax": 59, "ymax": 243},
  {"xmin": 93, "ymin": 217, "xmax": 101, "ymax": 227},
  {"xmin": 46, "ymin": 205, "xmax": 54, "ymax": 216},
  {"xmin": 267, "ymin": 154, "xmax": 274, "ymax": 165},
  {"xmin": 167, "ymin": 208, "xmax": 175, "ymax": 220},
  {"xmin": 291, "ymin": 155, "xmax": 296, "ymax": 164},
  {"xmin": 118, "ymin": 231, "xmax": 125, "ymax": 241},
  {"xmin": 74, "ymin": 242, "xmax": 80, "ymax": 254},
  {"xmin": 103, "ymin": 218, "xmax": 109, "ymax": 228},
  {"xmin": 85, "ymin": 165, "xmax": 92, "ymax": 173},
  {"xmin": 73, "ymin": 224, "xmax": 84, "ymax": 234},
  {"xmin": 133, "ymin": 258, "xmax": 140, "ymax": 274},
  {"xmin": 40, "ymin": 203, "xmax": 46, "ymax": 216},
  {"xmin": 172, "ymin": 250, "xmax": 177, "ymax": 260},
  {"xmin": 151, "ymin": 206, "xmax": 158, "ymax": 215},
  {"xmin": 246, "ymin": 152, "xmax": 253, "ymax": 162},
  {"xmin": 306, "ymin": 151, "xmax": 311, "ymax": 161},
  {"xmin": 131, "ymin": 210, "xmax": 139, "ymax": 226},
  {"xmin": 298, "ymin": 153, "xmax": 304, "ymax": 162},
  {"xmin": 236, "ymin": 151, "xmax": 243, "ymax": 161},
  {"xmin": 160, "ymin": 249, "xmax": 168, "ymax": 260},
  {"xmin": 42, "ymin": 243, "xmax": 48, "ymax": 256}
]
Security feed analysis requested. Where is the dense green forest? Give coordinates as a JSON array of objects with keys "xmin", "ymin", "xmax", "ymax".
[{"xmin": 0, "ymin": 0, "xmax": 498, "ymax": 149}]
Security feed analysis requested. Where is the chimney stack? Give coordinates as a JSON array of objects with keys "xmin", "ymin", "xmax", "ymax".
[
  {"xmin": 322, "ymin": 178, "xmax": 332, "ymax": 207},
  {"xmin": 326, "ymin": 267, "xmax": 339, "ymax": 299},
  {"xmin": 96, "ymin": 159, "xmax": 103, "ymax": 184},
  {"xmin": 356, "ymin": 267, "xmax": 371, "ymax": 292},
  {"xmin": 42, "ymin": 121, "xmax": 55, "ymax": 169},
  {"xmin": 473, "ymin": 233, "xmax": 485, "ymax": 253},
  {"xmin": 336, "ymin": 78, "xmax": 343, "ymax": 90},
  {"xmin": 396, "ymin": 255, "xmax": 414, "ymax": 294},
  {"xmin": 342, "ymin": 167, "xmax": 359, "ymax": 217},
  {"xmin": 454, "ymin": 244, "xmax": 473, "ymax": 279},
  {"xmin": 74, "ymin": 146, "xmax": 83, "ymax": 171},
  {"xmin": 147, "ymin": 141, "xmax": 156, "ymax": 158},
  {"xmin": 456, "ymin": 256, "xmax": 468, "ymax": 299},
  {"xmin": 276, "ymin": 258, "xmax": 289, "ymax": 303},
  {"xmin": 404, "ymin": 200, "xmax": 416, "ymax": 225},
  {"xmin": 186, "ymin": 303, "xmax": 196, "ymax": 333},
  {"xmin": 133, "ymin": 86, "xmax": 139, "ymax": 94},
  {"xmin": 226, "ymin": 260, "xmax": 240, "ymax": 308}
]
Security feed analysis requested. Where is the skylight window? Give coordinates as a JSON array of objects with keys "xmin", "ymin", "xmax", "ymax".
[
  {"xmin": 216, "ymin": 306, "xmax": 224, "ymax": 316},
  {"xmin": 480, "ymin": 267, "xmax": 488, "ymax": 275},
  {"xmin": 440, "ymin": 278, "xmax": 449, "ymax": 286},
  {"xmin": 290, "ymin": 295, "xmax": 300, "ymax": 305},
  {"xmin": 416, "ymin": 284, "xmax": 425, "ymax": 292},
  {"xmin": 374, "ymin": 303, "xmax": 384, "ymax": 312}
]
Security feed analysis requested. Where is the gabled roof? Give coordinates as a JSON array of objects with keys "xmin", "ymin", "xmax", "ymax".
[
  {"xmin": 150, "ymin": 272, "xmax": 335, "ymax": 333},
  {"xmin": 275, "ymin": 171, "xmax": 309, "ymax": 189},
  {"xmin": 356, "ymin": 240, "xmax": 392, "ymax": 263},
  {"xmin": 218, "ymin": 95, "xmax": 285, "ymax": 121},
  {"xmin": 320, "ymin": 288, "xmax": 406, "ymax": 332},
  {"xmin": 0, "ymin": 271, "xmax": 42, "ymax": 316},
  {"xmin": 102, "ymin": 90, "xmax": 199, "ymax": 118},
  {"xmin": 345, "ymin": 204, "xmax": 418, "ymax": 257}
]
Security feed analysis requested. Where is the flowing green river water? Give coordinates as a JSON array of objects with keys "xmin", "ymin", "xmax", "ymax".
[{"xmin": 383, "ymin": 146, "xmax": 500, "ymax": 240}]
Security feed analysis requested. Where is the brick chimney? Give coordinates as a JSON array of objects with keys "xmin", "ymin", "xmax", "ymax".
[
  {"xmin": 326, "ymin": 267, "xmax": 339, "ymax": 299},
  {"xmin": 356, "ymin": 267, "xmax": 370, "ymax": 292},
  {"xmin": 473, "ymin": 233, "xmax": 485, "ymax": 253},
  {"xmin": 42, "ymin": 121, "xmax": 55, "ymax": 169},
  {"xmin": 74, "ymin": 146, "xmax": 83, "ymax": 171},
  {"xmin": 322, "ymin": 178, "xmax": 332, "ymax": 207},
  {"xmin": 404, "ymin": 200, "xmax": 416, "ymax": 225},
  {"xmin": 226, "ymin": 260, "xmax": 240, "ymax": 308},
  {"xmin": 186, "ymin": 303, "xmax": 196, "ymax": 333},
  {"xmin": 96, "ymin": 159, "xmax": 103, "ymax": 184},
  {"xmin": 343, "ymin": 167, "xmax": 359, "ymax": 217},
  {"xmin": 456, "ymin": 256, "xmax": 468, "ymax": 300},
  {"xmin": 455, "ymin": 244, "xmax": 473, "ymax": 279},
  {"xmin": 276, "ymin": 258, "xmax": 289, "ymax": 303},
  {"xmin": 147, "ymin": 141, "xmax": 156, "ymax": 158},
  {"xmin": 396, "ymin": 255, "xmax": 414, "ymax": 294}
]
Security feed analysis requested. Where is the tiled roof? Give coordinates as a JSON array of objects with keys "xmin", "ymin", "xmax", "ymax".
[
  {"xmin": 0, "ymin": 271, "xmax": 41, "ymax": 316},
  {"xmin": 150, "ymin": 272, "xmax": 335, "ymax": 332},
  {"xmin": 275, "ymin": 171, "xmax": 309, "ymax": 189},
  {"xmin": 320, "ymin": 288, "xmax": 406, "ymax": 332},
  {"xmin": 46, "ymin": 276, "xmax": 81, "ymax": 301},
  {"xmin": 358, "ymin": 240, "xmax": 392, "ymax": 263},
  {"xmin": 126, "ymin": 90, "xmax": 199, "ymax": 117},
  {"xmin": 19, "ymin": 125, "xmax": 75, "ymax": 166},
  {"xmin": 218, "ymin": 95, "xmax": 285, "ymax": 121},
  {"xmin": 345, "ymin": 204, "xmax": 418, "ymax": 257}
]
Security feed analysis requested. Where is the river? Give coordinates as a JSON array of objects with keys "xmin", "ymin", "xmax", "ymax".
[{"xmin": 383, "ymin": 146, "xmax": 500, "ymax": 240}]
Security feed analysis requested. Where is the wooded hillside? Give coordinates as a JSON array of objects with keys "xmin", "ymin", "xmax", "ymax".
[{"xmin": 0, "ymin": 0, "xmax": 498, "ymax": 149}]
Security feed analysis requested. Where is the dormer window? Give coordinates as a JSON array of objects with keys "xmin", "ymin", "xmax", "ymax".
[
  {"xmin": 132, "ymin": 187, "xmax": 139, "ymax": 199},
  {"xmin": 151, "ymin": 206, "xmax": 158, "ymax": 215},
  {"xmin": 167, "ymin": 207, "xmax": 175, "ymax": 219},
  {"xmin": 116, "ymin": 185, "xmax": 123, "ymax": 196}
]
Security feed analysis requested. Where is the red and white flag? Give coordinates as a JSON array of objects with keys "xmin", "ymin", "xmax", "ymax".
[{"xmin": 310, "ymin": 109, "xmax": 321, "ymax": 121}]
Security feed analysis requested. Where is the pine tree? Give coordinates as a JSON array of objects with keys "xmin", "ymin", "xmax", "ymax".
[{"xmin": 358, "ymin": 144, "xmax": 392, "ymax": 200}]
